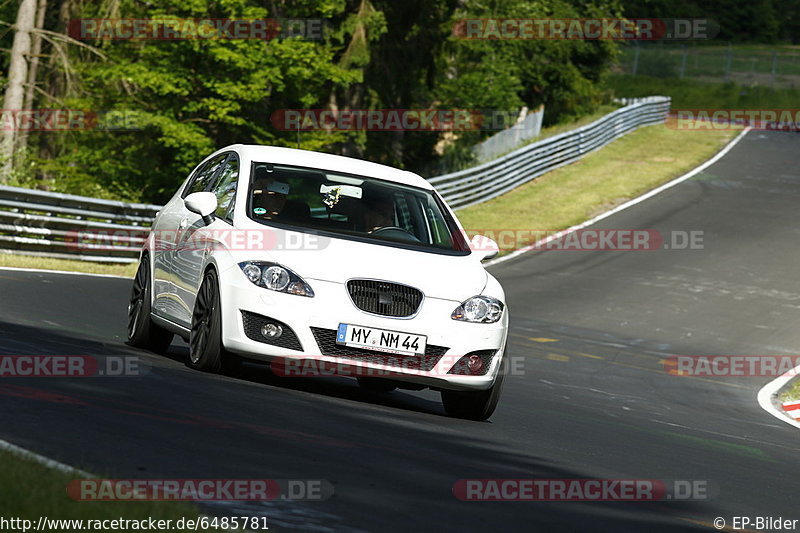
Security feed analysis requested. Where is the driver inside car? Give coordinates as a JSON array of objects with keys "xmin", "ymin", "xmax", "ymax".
[
  {"xmin": 364, "ymin": 197, "xmax": 395, "ymax": 233},
  {"xmin": 252, "ymin": 178, "xmax": 289, "ymax": 218}
]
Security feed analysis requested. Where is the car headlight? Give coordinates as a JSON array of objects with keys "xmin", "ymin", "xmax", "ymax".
[
  {"xmin": 238, "ymin": 262, "xmax": 315, "ymax": 297},
  {"xmin": 451, "ymin": 296, "xmax": 504, "ymax": 323}
]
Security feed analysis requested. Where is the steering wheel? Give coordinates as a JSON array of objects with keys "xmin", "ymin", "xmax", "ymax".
[{"xmin": 369, "ymin": 226, "xmax": 421, "ymax": 243}]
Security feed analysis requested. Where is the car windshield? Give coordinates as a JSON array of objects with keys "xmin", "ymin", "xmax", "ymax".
[{"xmin": 247, "ymin": 162, "xmax": 469, "ymax": 253}]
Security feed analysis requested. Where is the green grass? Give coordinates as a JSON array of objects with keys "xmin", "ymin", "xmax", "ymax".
[
  {"xmin": 616, "ymin": 44, "xmax": 800, "ymax": 85},
  {"xmin": 0, "ymin": 449, "xmax": 206, "ymax": 532},
  {"xmin": 0, "ymin": 253, "xmax": 138, "ymax": 278},
  {"xmin": 457, "ymin": 122, "xmax": 737, "ymax": 253},
  {"xmin": 605, "ymin": 74, "xmax": 800, "ymax": 109},
  {"xmin": 779, "ymin": 380, "xmax": 800, "ymax": 402}
]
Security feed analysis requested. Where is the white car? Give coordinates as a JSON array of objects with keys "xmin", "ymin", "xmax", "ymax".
[{"xmin": 127, "ymin": 145, "xmax": 508, "ymax": 420}]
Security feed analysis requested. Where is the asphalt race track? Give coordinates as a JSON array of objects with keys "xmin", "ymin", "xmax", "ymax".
[{"xmin": 2, "ymin": 130, "xmax": 800, "ymax": 532}]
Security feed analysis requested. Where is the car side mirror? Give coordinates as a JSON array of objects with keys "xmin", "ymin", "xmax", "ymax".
[
  {"xmin": 184, "ymin": 192, "xmax": 217, "ymax": 226},
  {"xmin": 470, "ymin": 234, "xmax": 500, "ymax": 261}
]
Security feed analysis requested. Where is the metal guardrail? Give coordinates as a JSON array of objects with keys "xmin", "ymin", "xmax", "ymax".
[
  {"xmin": 0, "ymin": 96, "xmax": 669, "ymax": 263},
  {"xmin": 430, "ymin": 96, "xmax": 670, "ymax": 209},
  {"xmin": 0, "ymin": 185, "xmax": 161, "ymax": 263}
]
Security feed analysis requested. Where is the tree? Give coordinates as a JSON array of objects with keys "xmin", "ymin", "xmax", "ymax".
[
  {"xmin": 1, "ymin": 0, "xmax": 38, "ymax": 180},
  {"xmin": 4, "ymin": 0, "xmax": 624, "ymax": 201}
]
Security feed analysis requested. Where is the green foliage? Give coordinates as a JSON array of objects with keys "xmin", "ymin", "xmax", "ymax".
[
  {"xmin": 620, "ymin": 0, "xmax": 791, "ymax": 43},
  {"xmin": 8, "ymin": 0, "xmax": 623, "ymax": 201}
]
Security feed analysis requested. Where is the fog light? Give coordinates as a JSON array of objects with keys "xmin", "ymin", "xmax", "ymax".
[
  {"xmin": 468, "ymin": 355, "xmax": 483, "ymax": 373},
  {"xmin": 261, "ymin": 323, "xmax": 283, "ymax": 339}
]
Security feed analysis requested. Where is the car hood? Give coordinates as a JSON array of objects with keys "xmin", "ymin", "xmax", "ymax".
[{"xmin": 236, "ymin": 224, "xmax": 487, "ymax": 301}]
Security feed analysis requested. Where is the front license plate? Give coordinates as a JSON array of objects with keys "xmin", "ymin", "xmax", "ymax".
[{"xmin": 336, "ymin": 323, "xmax": 427, "ymax": 356}]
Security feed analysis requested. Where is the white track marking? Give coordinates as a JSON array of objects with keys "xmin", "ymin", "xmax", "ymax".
[
  {"xmin": 0, "ymin": 266, "xmax": 130, "ymax": 279},
  {"xmin": 757, "ymin": 364, "xmax": 800, "ymax": 430},
  {"xmin": 0, "ymin": 438, "xmax": 92, "ymax": 476}
]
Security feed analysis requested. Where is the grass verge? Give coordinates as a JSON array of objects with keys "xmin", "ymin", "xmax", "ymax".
[
  {"xmin": 779, "ymin": 380, "xmax": 800, "ymax": 403},
  {"xmin": 604, "ymin": 74, "xmax": 800, "ymax": 109},
  {"xmin": 0, "ymin": 449, "xmax": 204, "ymax": 532},
  {"xmin": 457, "ymin": 120, "xmax": 737, "ymax": 254},
  {"xmin": 0, "ymin": 253, "xmax": 138, "ymax": 278}
]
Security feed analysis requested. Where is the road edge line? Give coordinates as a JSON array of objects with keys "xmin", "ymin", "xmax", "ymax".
[
  {"xmin": 757, "ymin": 365, "xmax": 800, "ymax": 430},
  {"xmin": 0, "ymin": 438, "xmax": 92, "ymax": 476},
  {"xmin": 0, "ymin": 266, "xmax": 131, "ymax": 280},
  {"xmin": 484, "ymin": 127, "xmax": 752, "ymax": 267}
]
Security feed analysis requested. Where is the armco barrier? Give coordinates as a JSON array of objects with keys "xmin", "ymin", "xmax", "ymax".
[
  {"xmin": 0, "ymin": 186, "xmax": 160, "ymax": 263},
  {"xmin": 430, "ymin": 96, "xmax": 670, "ymax": 209}
]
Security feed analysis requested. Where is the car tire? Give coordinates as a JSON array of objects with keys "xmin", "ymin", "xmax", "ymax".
[
  {"xmin": 127, "ymin": 255, "xmax": 174, "ymax": 353},
  {"xmin": 357, "ymin": 377, "xmax": 397, "ymax": 392},
  {"xmin": 441, "ymin": 361, "xmax": 505, "ymax": 421},
  {"xmin": 188, "ymin": 268, "xmax": 238, "ymax": 373}
]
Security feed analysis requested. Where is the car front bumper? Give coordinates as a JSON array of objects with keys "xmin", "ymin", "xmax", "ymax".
[{"xmin": 218, "ymin": 271, "xmax": 508, "ymax": 391}]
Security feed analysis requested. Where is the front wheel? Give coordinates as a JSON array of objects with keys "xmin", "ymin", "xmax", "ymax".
[
  {"xmin": 127, "ymin": 255, "xmax": 174, "ymax": 353},
  {"xmin": 188, "ymin": 269, "xmax": 239, "ymax": 373},
  {"xmin": 441, "ymin": 364, "xmax": 505, "ymax": 421}
]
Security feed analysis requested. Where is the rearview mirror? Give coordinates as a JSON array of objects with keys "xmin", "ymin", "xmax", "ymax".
[
  {"xmin": 319, "ymin": 184, "xmax": 363, "ymax": 199},
  {"xmin": 184, "ymin": 192, "xmax": 217, "ymax": 226}
]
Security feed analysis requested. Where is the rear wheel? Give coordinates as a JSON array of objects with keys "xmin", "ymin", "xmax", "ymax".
[
  {"xmin": 188, "ymin": 269, "xmax": 239, "ymax": 373},
  {"xmin": 441, "ymin": 362, "xmax": 505, "ymax": 421},
  {"xmin": 127, "ymin": 255, "xmax": 173, "ymax": 353}
]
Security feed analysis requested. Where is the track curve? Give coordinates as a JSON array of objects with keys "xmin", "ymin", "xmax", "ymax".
[{"xmin": 2, "ymin": 130, "xmax": 800, "ymax": 532}]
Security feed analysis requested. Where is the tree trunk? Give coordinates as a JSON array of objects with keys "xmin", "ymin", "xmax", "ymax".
[
  {"xmin": 17, "ymin": 0, "xmax": 49, "ymax": 165},
  {"xmin": 1, "ymin": 0, "xmax": 38, "ymax": 181},
  {"xmin": 37, "ymin": 0, "xmax": 73, "ymax": 187}
]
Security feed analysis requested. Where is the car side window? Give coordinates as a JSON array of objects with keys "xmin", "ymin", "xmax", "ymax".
[
  {"xmin": 211, "ymin": 154, "xmax": 239, "ymax": 222},
  {"xmin": 183, "ymin": 153, "xmax": 228, "ymax": 198},
  {"xmin": 394, "ymin": 193, "xmax": 413, "ymax": 233},
  {"xmin": 426, "ymin": 201, "xmax": 453, "ymax": 248}
]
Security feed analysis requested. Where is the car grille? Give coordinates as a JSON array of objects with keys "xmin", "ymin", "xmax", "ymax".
[
  {"xmin": 241, "ymin": 311, "xmax": 303, "ymax": 351},
  {"xmin": 346, "ymin": 279, "xmax": 423, "ymax": 318},
  {"xmin": 446, "ymin": 350, "xmax": 497, "ymax": 376},
  {"xmin": 310, "ymin": 328, "xmax": 448, "ymax": 371}
]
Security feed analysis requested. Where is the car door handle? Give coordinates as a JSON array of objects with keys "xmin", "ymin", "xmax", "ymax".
[{"xmin": 179, "ymin": 217, "xmax": 189, "ymax": 229}]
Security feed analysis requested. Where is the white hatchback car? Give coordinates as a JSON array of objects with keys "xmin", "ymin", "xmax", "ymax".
[{"xmin": 128, "ymin": 145, "xmax": 508, "ymax": 420}]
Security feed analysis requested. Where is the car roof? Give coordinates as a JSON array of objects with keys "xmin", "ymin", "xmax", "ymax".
[{"xmin": 225, "ymin": 144, "xmax": 433, "ymax": 190}]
